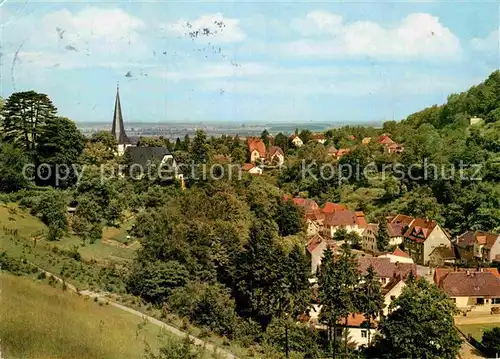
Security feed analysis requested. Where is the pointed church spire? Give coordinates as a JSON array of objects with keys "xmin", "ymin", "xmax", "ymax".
[{"xmin": 111, "ymin": 83, "xmax": 129, "ymax": 145}]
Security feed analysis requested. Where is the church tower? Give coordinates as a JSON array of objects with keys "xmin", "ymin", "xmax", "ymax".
[{"xmin": 111, "ymin": 84, "xmax": 130, "ymax": 155}]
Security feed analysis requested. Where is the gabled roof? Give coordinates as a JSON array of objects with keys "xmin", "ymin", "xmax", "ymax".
[
  {"xmin": 242, "ymin": 163, "xmax": 255, "ymax": 171},
  {"xmin": 248, "ymin": 139, "xmax": 266, "ymax": 156},
  {"xmin": 311, "ymin": 133, "xmax": 325, "ymax": 140},
  {"xmin": 429, "ymin": 246, "xmax": 456, "ymax": 260},
  {"xmin": 357, "ymin": 257, "xmax": 417, "ymax": 279},
  {"xmin": 322, "ymin": 202, "xmax": 347, "ymax": 213},
  {"xmin": 475, "ymin": 231, "xmax": 499, "ymax": 249},
  {"xmin": 390, "ymin": 214, "xmax": 415, "ymax": 227},
  {"xmin": 323, "ymin": 210, "xmax": 366, "ymax": 228},
  {"xmin": 404, "ymin": 218, "xmax": 440, "ymax": 243},
  {"xmin": 125, "ymin": 147, "xmax": 173, "ymax": 167},
  {"xmin": 268, "ymin": 146, "xmax": 284, "ymax": 157},
  {"xmin": 455, "ymin": 231, "xmax": 499, "ymax": 249},
  {"xmin": 436, "ymin": 269, "xmax": 500, "ymax": 297},
  {"xmin": 288, "ymin": 197, "xmax": 320, "ymax": 212},
  {"xmin": 337, "ymin": 313, "xmax": 375, "ymax": 327},
  {"xmin": 304, "ymin": 209, "xmax": 326, "ymax": 222},
  {"xmin": 335, "ymin": 148, "xmax": 350, "ymax": 157},
  {"xmin": 378, "ymin": 135, "xmax": 395, "ymax": 145},
  {"xmin": 306, "ymin": 234, "xmax": 337, "ymax": 254},
  {"xmin": 392, "ymin": 247, "xmax": 410, "ymax": 258}
]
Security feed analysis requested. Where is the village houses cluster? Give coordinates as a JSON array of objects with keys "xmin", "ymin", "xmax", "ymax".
[{"xmin": 286, "ymin": 196, "xmax": 500, "ymax": 348}]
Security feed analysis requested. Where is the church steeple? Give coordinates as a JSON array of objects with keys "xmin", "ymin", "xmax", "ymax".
[{"xmin": 111, "ymin": 83, "xmax": 129, "ymax": 145}]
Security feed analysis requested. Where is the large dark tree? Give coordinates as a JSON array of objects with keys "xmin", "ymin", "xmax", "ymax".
[
  {"xmin": 1, "ymin": 91, "xmax": 57, "ymax": 153},
  {"xmin": 376, "ymin": 277, "xmax": 461, "ymax": 359},
  {"xmin": 276, "ymin": 200, "xmax": 303, "ymax": 236},
  {"xmin": 36, "ymin": 116, "xmax": 85, "ymax": 187},
  {"xmin": 376, "ymin": 219, "xmax": 390, "ymax": 253},
  {"xmin": 482, "ymin": 327, "xmax": 500, "ymax": 357},
  {"xmin": 0, "ymin": 143, "xmax": 30, "ymax": 192}
]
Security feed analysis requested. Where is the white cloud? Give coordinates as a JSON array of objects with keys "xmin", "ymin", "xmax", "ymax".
[
  {"xmin": 39, "ymin": 7, "xmax": 146, "ymax": 52},
  {"xmin": 471, "ymin": 28, "xmax": 499, "ymax": 52},
  {"xmin": 282, "ymin": 12, "xmax": 461, "ymax": 60},
  {"xmin": 292, "ymin": 10, "xmax": 343, "ymax": 36},
  {"xmin": 164, "ymin": 13, "xmax": 245, "ymax": 43}
]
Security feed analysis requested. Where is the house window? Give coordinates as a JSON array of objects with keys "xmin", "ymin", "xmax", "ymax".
[
  {"xmin": 476, "ymin": 298, "xmax": 485, "ymax": 305},
  {"xmin": 451, "ymin": 298, "xmax": 456, "ymax": 303},
  {"xmin": 390, "ymin": 295, "xmax": 396, "ymax": 301},
  {"xmin": 336, "ymin": 328, "xmax": 342, "ymax": 337},
  {"xmin": 361, "ymin": 330, "xmax": 368, "ymax": 338},
  {"xmin": 493, "ymin": 298, "xmax": 500, "ymax": 304}
]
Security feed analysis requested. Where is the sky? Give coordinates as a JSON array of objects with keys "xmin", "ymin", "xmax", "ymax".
[{"xmin": 0, "ymin": 0, "xmax": 498, "ymax": 124}]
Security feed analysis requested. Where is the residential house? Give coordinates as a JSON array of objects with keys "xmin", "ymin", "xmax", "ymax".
[
  {"xmin": 311, "ymin": 133, "xmax": 326, "ymax": 144},
  {"xmin": 361, "ymin": 137, "xmax": 372, "ymax": 145},
  {"xmin": 428, "ymin": 246, "xmax": 456, "ymax": 267},
  {"xmin": 454, "ymin": 231, "xmax": 500, "ymax": 263},
  {"xmin": 377, "ymin": 135, "xmax": 404, "ymax": 154},
  {"xmin": 434, "ymin": 268, "xmax": 500, "ymax": 314},
  {"xmin": 335, "ymin": 148, "xmax": 350, "ymax": 160},
  {"xmin": 307, "ymin": 234, "xmax": 340, "ymax": 274},
  {"xmin": 290, "ymin": 134, "xmax": 304, "ymax": 147},
  {"xmin": 336, "ymin": 314, "xmax": 377, "ymax": 349},
  {"xmin": 403, "ymin": 218, "xmax": 451, "ymax": 265},
  {"xmin": 323, "ymin": 210, "xmax": 367, "ymax": 238},
  {"xmin": 327, "ymin": 146, "xmax": 338, "ymax": 157},
  {"xmin": 473, "ymin": 231, "xmax": 500, "ymax": 262},
  {"xmin": 248, "ymin": 138, "xmax": 266, "ymax": 163},
  {"xmin": 361, "ymin": 216, "xmax": 410, "ymax": 254},
  {"xmin": 382, "ymin": 277, "xmax": 408, "ymax": 315},
  {"xmin": 453, "ymin": 231, "xmax": 477, "ymax": 261},
  {"xmin": 304, "ymin": 210, "xmax": 325, "ymax": 237},
  {"xmin": 357, "ymin": 256, "xmax": 417, "ymax": 287},
  {"xmin": 266, "ymin": 146, "xmax": 285, "ymax": 166},
  {"xmin": 377, "ymin": 248, "xmax": 414, "ymax": 264},
  {"xmin": 242, "ymin": 163, "xmax": 263, "ymax": 175}
]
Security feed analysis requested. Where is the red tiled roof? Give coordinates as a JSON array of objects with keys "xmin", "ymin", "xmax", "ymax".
[
  {"xmin": 337, "ymin": 313, "xmax": 376, "ymax": 327},
  {"xmin": 306, "ymin": 234, "xmax": 336, "ymax": 254},
  {"xmin": 312, "ymin": 133, "xmax": 325, "ymax": 140},
  {"xmin": 287, "ymin": 197, "xmax": 320, "ymax": 212},
  {"xmin": 242, "ymin": 163, "xmax": 255, "ymax": 171},
  {"xmin": 390, "ymin": 214, "xmax": 415, "ymax": 227},
  {"xmin": 357, "ymin": 257, "xmax": 417, "ymax": 279},
  {"xmin": 322, "ymin": 202, "xmax": 347, "ymax": 213},
  {"xmin": 455, "ymin": 231, "xmax": 499, "ymax": 249},
  {"xmin": 336, "ymin": 148, "xmax": 350, "ymax": 157},
  {"xmin": 248, "ymin": 139, "xmax": 266, "ymax": 156},
  {"xmin": 437, "ymin": 270, "xmax": 500, "ymax": 297},
  {"xmin": 304, "ymin": 209, "xmax": 326, "ymax": 222},
  {"xmin": 404, "ymin": 218, "xmax": 439, "ymax": 243},
  {"xmin": 392, "ymin": 247, "xmax": 410, "ymax": 258},
  {"xmin": 267, "ymin": 146, "xmax": 284, "ymax": 157},
  {"xmin": 324, "ymin": 210, "xmax": 366, "ymax": 228},
  {"xmin": 378, "ymin": 135, "xmax": 395, "ymax": 145}
]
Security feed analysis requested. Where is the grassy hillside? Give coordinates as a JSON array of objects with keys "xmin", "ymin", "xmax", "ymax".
[{"xmin": 0, "ymin": 273, "xmax": 168, "ymax": 359}]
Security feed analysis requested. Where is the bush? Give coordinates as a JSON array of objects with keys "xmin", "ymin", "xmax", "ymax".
[
  {"xmin": 0, "ymin": 252, "xmax": 31, "ymax": 275},
  {"xmin": 168, "ymin": 281, "xmax": 239, "ymax": 338},
  {"xmin": 127, "ymin": 260, "xmax": 189, "ymax": 305}
]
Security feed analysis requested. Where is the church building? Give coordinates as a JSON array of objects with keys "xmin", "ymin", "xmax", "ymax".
[{"xmin": 111, "ymin": 84, "xmax": 134, "ymax": 156}]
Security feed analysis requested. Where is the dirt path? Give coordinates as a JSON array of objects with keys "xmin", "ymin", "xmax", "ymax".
[{"xmin": 32, "ymin": 264, "xmax": 239, "ymax": 359}]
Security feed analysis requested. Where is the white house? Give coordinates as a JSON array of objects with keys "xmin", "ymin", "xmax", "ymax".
[
  {"xmin": 403, "ymin": 218, "xmax": 452, "ymax": 265},
  {"xmin": 435, "ymin": 268, "xmax": 500, "ymax": 314},
  {"xmin": 290, "ymin": 134, "xmax": 304, "ymax": 147}
]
